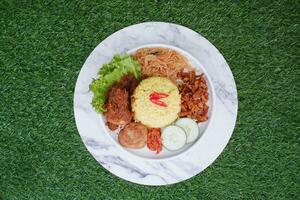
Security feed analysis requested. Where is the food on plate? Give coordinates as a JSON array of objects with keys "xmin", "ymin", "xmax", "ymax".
[
  {"xmin": 178, "ymin": 70, "xmax": 209, "ymax": 122},
  {"xmin": 90, "ymin": 54, "xmax": 141, "ymax": 113},
  {"xmin": 89, "ymin": 47, "xmax": 210, "ymax": 155},
  {"xmin": 105, "ymin": 74, "xmax": 139, "ymax": 129},
  {"xmin": 147, "ymin": 128, "xmax": 162, "ymax": 154},
  {"xmin": 117, "ymin": 74, "xmax": 139, "ymax": 95},
  {"xmin": 118, "ymin": 123, "xmax": 148, "ymax": 148},
  {"xmin": 105, "ymin": 85, "xmax": 132, "ymax": 126},
  {"xmin": 132, "ymin": 77, "xmax": 181, "ymax": 128},
  {"xmin": 106, "ymin": 121, "xmax": 119, "ymax": 131},
  {"xmin": 132, "ymin": 47, "xmax": 194, "ymax": 81},
  {"xmin": 149, "ymin": 92, "xmax": 169, "ymax": 107},
  {"xmin": 175, "ymin": 118, "xmax": 199, "ymax": 143},
  {"xmin": 162, "ymin": 125, "xmax": 186, "ymax": 151}
]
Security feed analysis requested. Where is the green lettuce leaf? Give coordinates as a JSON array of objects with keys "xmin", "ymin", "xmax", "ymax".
[{"xmin": 89, "ymin": 54, "xmax": 141, "ymax": 113}]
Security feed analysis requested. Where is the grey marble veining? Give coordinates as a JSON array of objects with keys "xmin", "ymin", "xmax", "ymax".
[{"xmin": 73, "ymin": 22, "xmax": 238, "ymax": 185}]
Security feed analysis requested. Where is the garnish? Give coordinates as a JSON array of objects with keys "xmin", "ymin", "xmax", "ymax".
[
  {"xmin": 149, "ymin": 92, "xmax": 168, "ymax": 107},
  {"xmin": 150, "ymin": 92, "xmax": 169, "ymax": 99}
]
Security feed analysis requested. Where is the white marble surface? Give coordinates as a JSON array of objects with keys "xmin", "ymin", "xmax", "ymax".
[{"xmin": 73, "ymin": 22, "xmax": 238, "ymax": 185}]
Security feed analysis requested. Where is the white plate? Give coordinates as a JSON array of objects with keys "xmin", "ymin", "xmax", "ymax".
[
  {"xmin": 74, "ymin": 22, "xmax": 238, "ymax": 185},
  {"xmin": 104, "ymin": 43, "xmax": 215, "ymax": 161}
]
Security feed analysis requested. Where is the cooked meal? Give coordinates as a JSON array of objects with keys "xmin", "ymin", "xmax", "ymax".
[
  {"xmin": 132, "ymin": 77, "xmax": 180, "ymax": 128},
  {"xmin": 90, "ymin": 47, "xmax": 209, "ymax": 154}
]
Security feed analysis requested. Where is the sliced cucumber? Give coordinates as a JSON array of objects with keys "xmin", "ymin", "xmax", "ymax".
[
  {"xmin": 162, "ymin": 126, "xmax": 186, "ymax": 151},
  {"xmin": 175, "ymin": 118, "xmax": 199, "ymax": 143}
]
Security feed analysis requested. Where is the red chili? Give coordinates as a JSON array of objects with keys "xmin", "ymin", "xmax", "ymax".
[
  {"xmin": 149, "ymin": 92, "xmax": 169, "ymax": 99},
  {"xmin": 150, "ymin": 98, "xmax": 167, "ymax": 107}
]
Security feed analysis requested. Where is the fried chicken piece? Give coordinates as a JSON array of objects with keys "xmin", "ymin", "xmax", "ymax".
[
  {"xmin": 105, "ymin": 86, "xmax": 132, "ymax": 126},
  {"xmin": 105, "ymin": 75, "xmax": 139, "ymax": 130},
  {"xmin": 118, "ymin": 123, "xmax": 148, "ymax": 149},
  {"xmin": 106, "ymin": 121, "xmax": 119, "ymax": 131},
  {"xmin": 118, "ymin": 74, "xmax": 139, "ymax": 95}
]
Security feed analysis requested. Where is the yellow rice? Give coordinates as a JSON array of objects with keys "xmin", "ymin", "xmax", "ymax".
[{"xmin": 132, "ymin": 77, "xmax": 180, "ymax": 128}]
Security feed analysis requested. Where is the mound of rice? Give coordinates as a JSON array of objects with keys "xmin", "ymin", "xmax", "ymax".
[{"xmin": 132, "ymin": 77, "xmax": 180, "ymax": 128}]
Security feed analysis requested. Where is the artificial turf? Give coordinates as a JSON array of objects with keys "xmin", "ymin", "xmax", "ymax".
[{"xmin": 0, "ymin": 0, "xmax": 299, "ymax": 199}]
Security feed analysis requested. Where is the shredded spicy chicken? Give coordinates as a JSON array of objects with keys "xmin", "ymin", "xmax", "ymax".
[{"xmin": 178, "ymin": 69, "xmax": 209, "ymax": 122}]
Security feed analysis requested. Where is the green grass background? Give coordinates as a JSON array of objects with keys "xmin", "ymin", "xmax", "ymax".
[{"xmin": 1, "ymin": 0, "xmax": 299, "ymax": 199}]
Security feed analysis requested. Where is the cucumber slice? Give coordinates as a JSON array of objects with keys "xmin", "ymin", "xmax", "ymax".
[
  {"xmin": 175, "ymin": 118, "xmax": 199, "ymax": 143},
  {"xmin": 162, "ymin": 125, "xmax": 186, "ymax": 151}
]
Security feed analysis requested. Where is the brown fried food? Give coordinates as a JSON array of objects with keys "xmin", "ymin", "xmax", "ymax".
[
  {"xmin": 118, "ymin": 123, "xmax": 148, "ymax": 149},
  {"xmin": 118, "ymin": 74, "xmax": 139, "ymax": 95},
  {"xmin": 105, "ymin": 75, "xmax": 139, "ymax": 130},
  {"xmin": 105, "ymin": 86, "xmax": 132, "ymax": 126},
  {"xmin": 178, "ymin": 69, "xmax": 209, "ymax": 122},
  {"xmin": 106, "ymin": 121, "xmax": 119, "ymax": 131}
]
